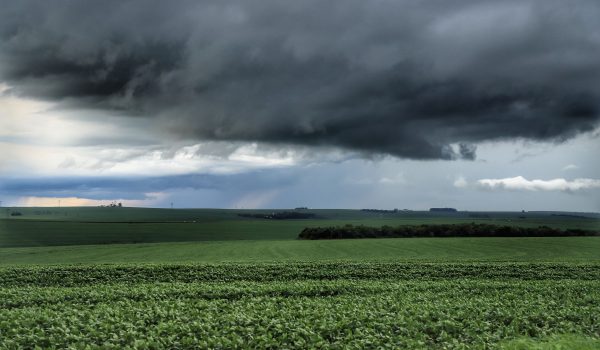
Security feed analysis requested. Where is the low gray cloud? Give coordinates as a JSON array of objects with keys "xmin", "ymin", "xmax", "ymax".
[
  {"xmin": 1, "ymin": 0, "xmax": 599, "ymax": 159},
  {"xmin": 477, "ymin": 176, "xmax": 600, "ymax": 192}
]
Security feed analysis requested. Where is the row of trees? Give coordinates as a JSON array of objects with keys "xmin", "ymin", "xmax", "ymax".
[
  {"xmin": 361, "ymin": 209, "xmax": 400, "ymax": 213},
  {"xmin": 239, "ymin": 211, "xmax": 316, "ymax": 220},
  {"xmin": 298, "ymin": 223, "xmax": 598, "ymax": 240}
]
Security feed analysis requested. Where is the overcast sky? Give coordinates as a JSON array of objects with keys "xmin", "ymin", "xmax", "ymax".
[{"xmin": 1, "ymin": 0, "xmax": 599, "ymax": 211}]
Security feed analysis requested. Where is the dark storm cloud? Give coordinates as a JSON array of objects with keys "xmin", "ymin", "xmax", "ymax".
[{"xmin": 1, "ymin": 0, "xmax": 599, "ymax": 159}]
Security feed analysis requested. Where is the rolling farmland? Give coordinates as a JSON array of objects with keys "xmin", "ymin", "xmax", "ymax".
[
  {"xmin": 1, "ymin": 207, "xmax": 598, "ymax": 247},
  {"xmin": 1, "ymin": 207, "xmax": 599, "ymax": 348}
]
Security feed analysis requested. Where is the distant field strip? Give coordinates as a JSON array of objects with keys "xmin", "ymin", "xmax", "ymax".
[{"xmin": 1, "ymin": 237, "xmax": 599, "ymax": 265}]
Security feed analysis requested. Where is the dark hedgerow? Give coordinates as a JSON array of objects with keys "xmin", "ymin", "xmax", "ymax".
[
  {"xmin": 298, "ymin": 223, "xmax": 600, "ymax": 240},
  {"xmin": 239, "ymin": 211, "xmax": 317, "ymax": 220}
]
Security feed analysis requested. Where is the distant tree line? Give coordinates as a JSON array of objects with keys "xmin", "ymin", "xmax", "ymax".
[
  {"xmin": 298, "ymin": 223, "xmax": 599, "ymax": 240},
  {"xmin": 468, "ymin": 214, "xmax": 491, "ymax": 218},
  {"xmin": 550, "ymin": 213, "xmax": 590, "ymax": 219},
  {"xmin": 239, "ymin": 211, "xmax": 316, "ymax": 220},
  {"xmin": 361, "ymin": 209, "xmax": 400, "ymax": 213},
  {"xmin": 429, "ymin": 208, "xmax": 458, "ymax": 212}
]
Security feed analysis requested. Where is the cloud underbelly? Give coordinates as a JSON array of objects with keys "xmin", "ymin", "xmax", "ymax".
[{"xmin": 1, "ymin": 0, "xmax": 599, "ymax": 160}]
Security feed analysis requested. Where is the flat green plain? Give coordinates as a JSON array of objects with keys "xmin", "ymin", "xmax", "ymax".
[
  {"xmin": 1, "ymin": 207, "xmax": 599, "ymax": 349},
  {"xmin": 1, "ymin": 207, "xmax": 598, "ymax": 265},
  {"xmin": 1, "ymin": 207, "xmax": 598, "ymax": 248},
  {"xmin": 1, "ymin": 237, "xmax": 599, "ymax": 265}
]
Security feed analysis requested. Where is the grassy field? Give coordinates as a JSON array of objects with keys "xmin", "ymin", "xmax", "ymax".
[
  {"xmin": 1, "ymin": 207, "xmax": 599, "ymax": 348},
  {"xmin": 2, "ymin": 207, "xmax": 598, "ymax": 247},
  {"xmin": 1, "ymin": 237, "xmax": 599, "ymax": 265}
]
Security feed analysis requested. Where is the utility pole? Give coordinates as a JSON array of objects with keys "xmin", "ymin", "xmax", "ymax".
[{"xmin": 171, "ymin": 202, "xmax": 173, "ymax": 209}]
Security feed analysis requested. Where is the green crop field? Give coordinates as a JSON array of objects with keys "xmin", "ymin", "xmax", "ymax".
[
  {"xmin": 1, "ymin": 207, "xmax": 599, "ymax": 348},
  {"xmin": 1, "ymin": 263, "xmax": 599, "ymax": 349},
  {"xmin": 1, "ymin": 207, "xmax": 598, "ymax": 247},
  {"xmin": 1, "ymin": 237, "xmax": 600, "ymax": 265}
]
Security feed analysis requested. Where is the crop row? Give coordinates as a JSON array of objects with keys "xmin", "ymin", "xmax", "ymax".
[
  {"xmin": 1, "ymin": 278, "xmax": 599, "ymax": 349},
  {"xmin": 2, "ymin": 263, "xmax": 598, "ymax": 348},
  {"xmin": 1, "ymin": 262, "xmax": 599, "ymax": 287},
  {"xmin": 1, "ymin": 279, "xmax": 598, "ymax": 310}
]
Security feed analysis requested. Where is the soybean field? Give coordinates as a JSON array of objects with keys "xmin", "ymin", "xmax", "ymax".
[
  {"xmin": 1, "ymin": 263, "xmax": 599, "ymax": 349},
  {"xmin": 0, "ymin": 207, "xmax": 599, "ymax": 349}
]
